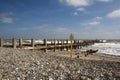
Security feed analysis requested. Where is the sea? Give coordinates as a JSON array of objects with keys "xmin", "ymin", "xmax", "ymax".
[{"xmin": 81, "ymin": 42, "xmax": 120, "ymax": 56}]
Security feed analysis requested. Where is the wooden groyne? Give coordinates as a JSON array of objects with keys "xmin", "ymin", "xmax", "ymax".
[{"xmin": 0, "ymin": 38, "xmax": 100, "ymax": 52}]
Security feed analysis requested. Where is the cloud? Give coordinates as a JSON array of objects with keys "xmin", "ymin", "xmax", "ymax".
[
  {"xmin": 82, "ymin": 16, "xmax": 102, "ymax": 26},
  {"xmin": 59, "ymin": 0, "xmax": 92, "ymax": 7},
  {"xmin": 59, "ymin": 0, "xmax": 112, "ymax": 8},
  {"xmin": 59, "ymin": 0, "xmax": 112, "ymax": 16},
  {"xmin": 97, "ymin": 0, "xmax": 112, "ymax": 2},
  {"xmin": 89, "ymin": 16, "xmax": 103, "ymax": 25},
  {"xmin": 0, "ymin": 17, "xmax": 13, "ymax": 23},
  {"xmin": 88, "ymin": 21, "xmax": 100, "ymax": 25},
  {"xmin": 77, "ymin": 7, "xmax": 85, "ymax": 12},
  {"xmin": 0, "ymin": 13, "xmax": 13, "ymax": 23},
  {"xmin": 82, "ymin": 20, "xmax": 101, "ymax": 26},
  {"xmin": 94, "ymin": 16, "xmax": 103, "ymax": 20},
  {"xmin": 107, "ymin": 9, "xmax": 120, "ymax": 18},
  {"xmin": 73, "ymin": 8, "xmax": 85, "ymax": 16},
  {"xmin": 73, "ymin": 12, "xmax": 78, "ymax": 16}
]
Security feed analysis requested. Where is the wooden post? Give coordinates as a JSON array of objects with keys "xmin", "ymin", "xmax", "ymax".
[
  {"xmin": 61, "ymin": 40, "xmax": 63, "ymax": 51},
  {"xmin": 12, "ymin": 38, "xmax": 16, "ymax": 48},
  {"xmin": 76, "ymin": 40, "xmax": 79, "ymax": 49},
  {"xmin": 0, "ymin": 38, "xmax": 3, "ymax": 47},
  {"xmin": 74, "ymin": 40, "xmax": 76, "ymax": 49},
  {"xmin": 78, "ymin": 40, "xmax": 80, "ymax": 49},
  {"xmin": 76, "ymin": 40, "xmax": 78, "ymax": 49},
  {"xmin": 44, "ymin": 39, "xmax": 47, "ymax": 52},
  {"xmin": 54, "ymin": 39, "xmax": 56, "ymax": 52},
  {"xmin": 51, "ymin": 40, "xmax": 54, "ymax": 45},
  {"xmin": 31, "ymin": 39, "xmax": 35, "ymax": 48},
  {"xmin": 58, "ymin": 40, "xmax": 60, "ymax": 51},
  {"xmin": 57, "ymin": 40, "xmax": 58, "ymax": 45},
  {"xmin": 66, "ymin": 40, "xmax": 69, "ymax": 51},
  {"xmin": 59, "ymin": 40, "xmax": 61, "ymax": 51},
  {"xmin": 63, "ymin": 40, "xmax": 65, "ymax": 51},
  {"xmin": 19, "ymin": 38, "xmax": 22, "ymax": 48}
]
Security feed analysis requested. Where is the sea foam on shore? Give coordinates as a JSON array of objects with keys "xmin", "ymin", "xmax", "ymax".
[{"xmin": 81, "ymin": 42, "xmax": 120, "ymax": 56}]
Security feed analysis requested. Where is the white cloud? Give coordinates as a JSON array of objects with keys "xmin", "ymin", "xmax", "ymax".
[
  {"xmin": 77, "ymin": 7, "xmax": 85, "ymax": 11},
  {"xmin": 82, "ymin": 20, "xmax": 100, "ymax": 26},
  {"xmin": 1, "ymin": 17, "xmax": 13, "ymax": 23},
  {"xmin": 81, "ymin": 16, "xmax": 102, "ymax": 26},
  {"xmin": 73, "ymin": 12, "xmax": 78, "ymax": 16},
  {"xmin": 59, "ymin": 0, "xmax": 112, "ymax": 9},
  {"xmin": 107, "ymin": 9, "xmax": 120, "ymax": 18},
  {"xmin": 73, "ymin": 8, "xmax": 85, "ymax": 16},
  {"xmin": 59, "ymin": 0, "xmax": 92, "ymax": 7},
  {"xmin": 97, "ymin": 0, "xmax": 112, "ymax": 2},
  {"xmin": 94, "ymin": 16, "xmax": 103, "ymax": 20},
  {"xmin": 89, "ymin": 21, "xmax": 100, "ymax": 25},
  {"xmin": 0, "ymin": 13, "xmax": 13, "ymax": 23}
]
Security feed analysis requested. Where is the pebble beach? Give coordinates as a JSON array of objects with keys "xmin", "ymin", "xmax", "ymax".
[{"xmin": 0, "ymin": 48, "xmax": 120, "ymax": 80}]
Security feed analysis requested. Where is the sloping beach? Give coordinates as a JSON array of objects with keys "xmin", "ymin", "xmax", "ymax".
[{"xmin": 0, "ymin": 48, "xmax": 120, "ymax": 80}]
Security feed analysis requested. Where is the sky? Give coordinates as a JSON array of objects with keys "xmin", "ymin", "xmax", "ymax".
[{"xmin": 0, "ymin": 0, "xmax": 120, "ymax": 39}]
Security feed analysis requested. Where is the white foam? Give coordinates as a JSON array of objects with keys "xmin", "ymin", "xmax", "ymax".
[{"xmin": 90, "ymin": 43, "xmax": 120, "ymax": 56}]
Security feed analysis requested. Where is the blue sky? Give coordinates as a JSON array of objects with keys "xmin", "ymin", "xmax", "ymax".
[{"xmin": 0, "ymin": 0, "xmax": 120, "ymax": 39}]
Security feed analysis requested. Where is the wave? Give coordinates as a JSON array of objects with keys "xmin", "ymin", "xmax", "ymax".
[{"xmin": 90, "ymin": 43, "xmax": 120, "ymax": 56}]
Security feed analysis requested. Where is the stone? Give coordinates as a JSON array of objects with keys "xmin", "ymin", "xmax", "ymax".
[{"xmin": 0, "ymin": 48, "xmax": 119, "ymax": 80}]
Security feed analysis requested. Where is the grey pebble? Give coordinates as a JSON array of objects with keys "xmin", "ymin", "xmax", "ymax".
[{"xmin": 0, "ymin": 48, "xmax": 119, "ymax": 80}]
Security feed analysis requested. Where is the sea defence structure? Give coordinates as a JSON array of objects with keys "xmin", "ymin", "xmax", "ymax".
[{"xmin": 0, "ymin": 38, "xmax": 100, "ymax": 52}]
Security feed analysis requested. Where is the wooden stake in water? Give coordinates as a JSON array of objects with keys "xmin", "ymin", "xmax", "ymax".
[{"xmin": 69, "ymin": 34, "xmax": 74, "ymax": 58}]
